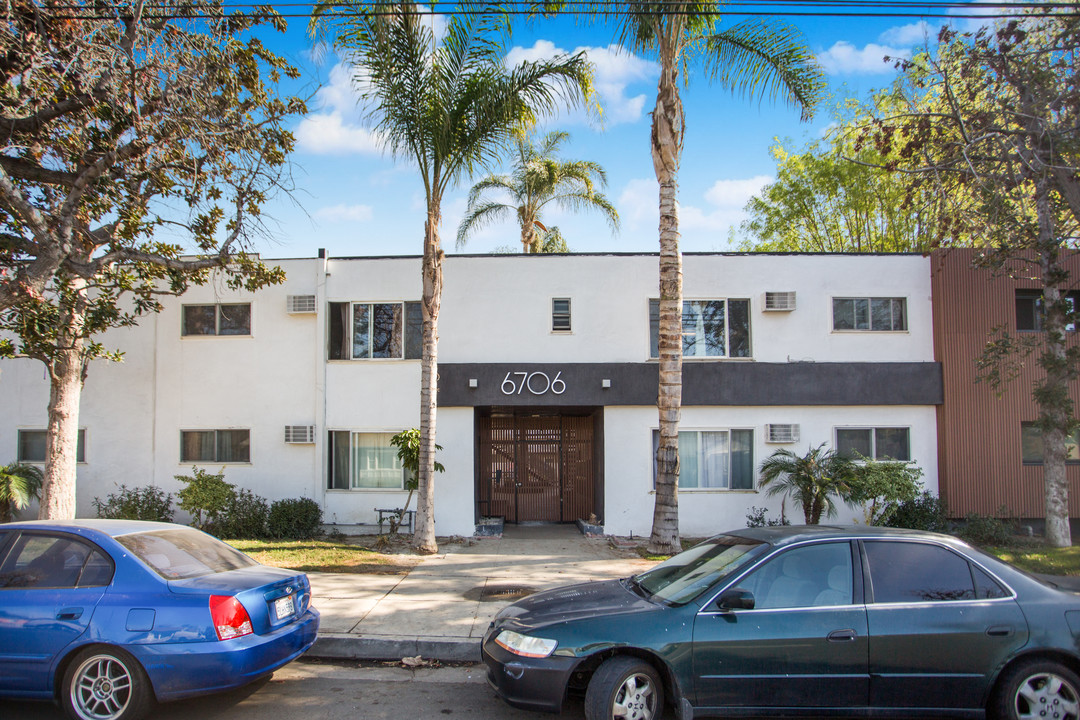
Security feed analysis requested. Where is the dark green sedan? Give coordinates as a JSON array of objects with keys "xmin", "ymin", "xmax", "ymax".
[{"xmin": 482, "ymin": 526, "xmax": 1080, "ymax": 720}]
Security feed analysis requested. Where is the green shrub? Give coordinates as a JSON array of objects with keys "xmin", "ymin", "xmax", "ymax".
[
  {"xmin": 884, "ymin": 490, "xmax": 950, "ymax": 533},
  {"xmin": 268, "ymin": 498, "xmax": 323, "ymax": 539},
  {"xmin": 958, "ymin": 510, "xmax": 1017, "ymax": 546},
  {"xmin": 745, "ymin": 506, "xmax": 790, "ymax": 528},
  {"xmin": 93, "ymin": 484, "xmax": 174, "ymax": 522},
  {"xmin": 176, "ymin": 467, "xmax": 234, "ymax": 532},
  {"xmin": 217, "ymin": 488, "xmax": 269, "ymax": 539}
]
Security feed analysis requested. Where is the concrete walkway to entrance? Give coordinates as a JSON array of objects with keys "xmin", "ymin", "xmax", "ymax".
[{"xmin": 307, "ymin": 524, "xmax": 656, "ymax": 663}]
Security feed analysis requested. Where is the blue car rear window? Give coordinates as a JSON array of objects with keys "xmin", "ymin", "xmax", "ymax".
[{"xmin": 116, "ymin": 528, "xmax": 257, "ymax": 580}]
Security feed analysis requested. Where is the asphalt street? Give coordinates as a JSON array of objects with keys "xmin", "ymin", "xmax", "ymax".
[{"xmin": 0, "ymin": 659, "xmax": 583, "ymax": 720}]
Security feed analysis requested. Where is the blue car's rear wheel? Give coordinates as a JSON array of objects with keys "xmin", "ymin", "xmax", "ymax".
[{"xmin": 61, "ymin": 646, "xmax": 153, "ymax": 720}]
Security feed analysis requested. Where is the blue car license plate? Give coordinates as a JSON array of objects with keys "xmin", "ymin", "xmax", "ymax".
[{"xmin": 274, "ymin": 594, "xmax": 295, "ymax": 620}]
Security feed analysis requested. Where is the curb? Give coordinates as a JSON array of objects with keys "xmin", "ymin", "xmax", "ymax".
[{"xmin": 311, "ymin": 633, "xmax": 481, "ymax": 663}]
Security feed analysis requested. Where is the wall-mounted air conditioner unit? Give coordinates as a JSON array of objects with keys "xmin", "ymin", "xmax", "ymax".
[
  {"xmin": 286, "ymin": 295, "xmax": 317, "ymax": 314},
  {"xmin": 765, "ymin": 423, "xmax": 800, "ymax": 443},
  {"xmin": 284, "ymin": 425, "xmax": 316, "ymax": 444},
  {"xmin": 764, "ymin": 291, "xmax": 797, "ymax": 312}
]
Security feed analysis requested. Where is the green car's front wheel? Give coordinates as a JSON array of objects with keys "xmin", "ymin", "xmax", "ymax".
[{"xmin": 584, "ymin": 656, "xmax": 664, "ymax": 720}]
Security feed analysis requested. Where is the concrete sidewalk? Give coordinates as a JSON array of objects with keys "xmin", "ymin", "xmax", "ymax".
[{"xmin": 306, "ymin": 524, "xmax": 656, "ymax": 663}]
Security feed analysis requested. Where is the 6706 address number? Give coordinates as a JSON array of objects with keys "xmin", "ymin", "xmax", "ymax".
[{"xmin": 501, "ymin": 371, "xmax": 566, "ymax": 396}]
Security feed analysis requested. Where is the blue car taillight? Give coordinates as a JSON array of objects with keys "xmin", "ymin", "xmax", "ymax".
[{"xmin": 210, "ymin": 595, "xmax": 254, "ymax": 640}]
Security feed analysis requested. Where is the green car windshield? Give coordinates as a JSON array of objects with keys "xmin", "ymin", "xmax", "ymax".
[{"xmin": 634, "ymin": 535, "xmax": 767, "ymax": 605}]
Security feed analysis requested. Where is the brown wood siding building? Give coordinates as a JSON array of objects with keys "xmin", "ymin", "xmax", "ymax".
[{"xmin": 932, "ymin": 249, "xmax": 1080, "ymax": 520}]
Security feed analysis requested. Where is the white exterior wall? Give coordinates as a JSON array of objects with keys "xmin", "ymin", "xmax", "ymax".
[{"xmin": 0, "ymin": 252, "xmax": 938, "ymax": 538}]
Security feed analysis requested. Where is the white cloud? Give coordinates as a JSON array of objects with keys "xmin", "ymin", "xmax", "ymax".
[
  {"xmin": 314, "ymin": 204, "xmax": 374, "ymax": 223},
  {"xmin": 618, "ymin": 178, "xmax": 659, "ymax": 231},
  {"xmin": 295, "ymin": 113, "xmax": 383, "ymax": 155},
  {"xmin": 703, "ymin": 176, "xmax": 772, "ymax": 208},
  {"xmin": 879, "ymin": 21, "xmax": 936, "ymax": 46},
  {"xmin": 505, "ymin": 41, "xmax": 656, "ymax": 127},
  {"xmin": 817, "ymin": 41, "xmax": 911, "ymax": 75}
]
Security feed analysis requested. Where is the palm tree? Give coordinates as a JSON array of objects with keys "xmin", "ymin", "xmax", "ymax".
[
  {"xmin": 611, "ymin": 4, "xmax": 824, "ymax": 554},
  {"xmin": 758, "ymin": 445, "xmax": 858, "ymax": 525},
  {"xmin": 312, "ymin": 1, "xmax": 593, "ymax": 553},
  {"xmin": 0, "ymin": 462, "xmax": 44, "ymax": 523},
  {"xmin": 456, "ymin": 130, "xmax": 618, "ymax": 253}
]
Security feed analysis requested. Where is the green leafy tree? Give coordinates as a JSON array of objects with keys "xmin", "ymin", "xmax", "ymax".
[
  {"xmin": 389, "ymin": 428, "xmax": 445, "ymax": 534},
  {"xmin": 847, "ymin": 456, "xmax": 924, "ymax": 526},
  {"xmin": 0, "ymin": 0, "xmax": 304, "ymax": 519},
  {"xmin": 0, "ymin": 462, "xmax": 44, "ymax": 523},
  {"xmin": 738, "ymin": 101, "xmax": 940, "ymax": 253},
  {"xmin": 758, "ymin": 444, "xmax": 858, "ymax": 525},
  {"xmin": 311, "ymin": 1, "xmax": 593, "ymax": 553},
  {"xmin": 860, "ymin": 15, "xmax": 1080, "ymax": 546},
  {"xmin": 456, "ymin": 130, "xmax": 617, "ymax": 253},
  {"xmin": 608, "ymin": 2, "xmax": 824, "ymax": 553}
]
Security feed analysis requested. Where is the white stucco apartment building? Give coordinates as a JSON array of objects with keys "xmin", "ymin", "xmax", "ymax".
[{"xmin": 0, "ymin": 252, "xmax": 942, "ymax": 537}]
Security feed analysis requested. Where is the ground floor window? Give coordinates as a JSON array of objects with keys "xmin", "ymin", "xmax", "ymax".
[
  {"xmin": 180, "ymin": 430, "xmax": 250, "ymax": 463},
  {"xmin": 1021, "ymin": 422, "xmax": 1080, "ymax": 464},
  {"xmin": 17, "ymin": 429, "xmax": 86, "ymax": 463},
  {"xmin": 835, "ymin": 427, "xmax": 910, "ymax": 461},
  {"xmin": 652, "ymin": 429, "xmax": 754, "ymax": 489},
  {"xmin": 328, "ymin": 431, "xmax": 406, "ymax": 489}
]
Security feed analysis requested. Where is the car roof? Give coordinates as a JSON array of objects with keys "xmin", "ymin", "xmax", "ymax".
[
  {"xmin": 727, "ymin": 524, "xmax": 969, "ymax": 549},
  {"xmin": 2, "ymin": 519, "xmax": 184, "ymax": 538}
]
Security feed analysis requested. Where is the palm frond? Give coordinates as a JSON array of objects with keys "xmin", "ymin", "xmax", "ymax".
[
  {"xmin": 455, "ymin": 200, "xmax": 515, "ymax": 248},
  {"xmin": 705, "ymin": 18, "xmax": 825, "ymax": 122}
]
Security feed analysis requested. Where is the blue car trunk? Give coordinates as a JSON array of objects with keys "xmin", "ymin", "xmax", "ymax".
[{"xmin": 167, "ymin": 566, "xmax": 312, "ymax": 635}]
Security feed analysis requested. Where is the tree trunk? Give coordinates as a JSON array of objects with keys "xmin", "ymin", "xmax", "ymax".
[
  {"xmin": 414, "ymin": 198, "xmax": 443, "ymax": 554},
  {"xmin": 38, "ymin": 285, "xmax": 88, "ymax": 519},
  {"xmin": 1035, "ymin": 177, "xmax": 1072, "ymax": 548},
  {"xmin": 649, "ymin": 23, "xmax": 685, "ymax": 556}
]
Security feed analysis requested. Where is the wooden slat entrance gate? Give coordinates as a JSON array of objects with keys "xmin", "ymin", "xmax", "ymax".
[{"xmin": 478, "ymin": 412, "xmax": 594, "ymax": 523}]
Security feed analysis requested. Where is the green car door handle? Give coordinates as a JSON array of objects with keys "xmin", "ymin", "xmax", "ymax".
[
  {"xmin": 827, "ymin": 629, "xmax": 857, "ymax": 642},
  {"xmin": 986, "ymin": 625, "xmax": 1014, "ymax": 637}
]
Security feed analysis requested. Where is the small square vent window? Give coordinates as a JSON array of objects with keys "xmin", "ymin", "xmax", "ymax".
[{"xmin": 552, "ymin": 298, "xmax": 571, "ymax": 332}]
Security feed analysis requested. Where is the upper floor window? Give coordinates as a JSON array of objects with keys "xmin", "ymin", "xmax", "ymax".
[
  {"xmin": 181, "ymin": 429, "xmax": 250, "ymax": 463},
  {"xmin": 649, "ymin": 299, "xmax": 751, "ymax": 359},
  {"xmin": 327, "ymin": 431, "xmax": 407, "ymax": 489},
  {"xmin": 652, "ymin": 429, "xmax": 754, "ymax": 490},
  {"xmin": 832, "ymin": 297, "xmax": 907, "ymax": 332},
  {"xmin": 1020, "ymin": 422, "xmax": 1080, "ymax": 464},
  {"xmin": 18, "ymin": 429, "xmax": 86, "ymax": 463},
  {"xmin": 552, "ymin": 298, "xmax": 571, "ymax": 332},
  {"xmin": 329, "ymin": 302, "xmax": 422, "ymax": 360},
  {"xmin": 1015, "ymin": 289, "xmax": 1080, "ymax": 332},
  {"xmin": 183, "ymin": 303, "xmax": 251, "ymax": 336},
  {"xmin": 836, "ymin": 427, "xmax": 910, "ymax": 461}
]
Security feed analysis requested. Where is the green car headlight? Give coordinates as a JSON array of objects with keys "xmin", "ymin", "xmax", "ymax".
[{"xmin": 494, "ymin": 629, "xmax": 558, "ymax": 658}]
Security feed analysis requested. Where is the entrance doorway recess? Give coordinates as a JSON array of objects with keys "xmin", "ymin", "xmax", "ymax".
[{"xmin": 477, "ymin": 408, "xmax": 600, "ymax": 524}]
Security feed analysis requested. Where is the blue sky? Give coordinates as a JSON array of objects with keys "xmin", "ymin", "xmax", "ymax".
[{"xmin": 249, "ymin": 5, "xmax": 991, "ymax": 260}]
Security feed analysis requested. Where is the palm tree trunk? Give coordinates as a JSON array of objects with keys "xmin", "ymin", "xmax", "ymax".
[
  {"xmin": 649, "ymin": 23, "xmax": 685, "ymax": 556},
  {"xmin": 414, "ymin": 199, "xmax": 443, "ymax": 554},
  {"xmin": 39, "ymin": 284, "xmax": 88, "ymax": 519}
]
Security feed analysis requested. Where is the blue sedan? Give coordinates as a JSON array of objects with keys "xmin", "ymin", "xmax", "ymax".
[{"xmin": 0, "ymin": 519, "xmax": 320, "ymax": 720}]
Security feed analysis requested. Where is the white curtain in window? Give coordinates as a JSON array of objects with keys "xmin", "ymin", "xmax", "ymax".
[
  {"xmin": 351, "ymin": 433, "xmax": 404, "ymax": 488},
  {"xmin": 699, "ymin": 431, "xmax": 730, "ymax": 488}
]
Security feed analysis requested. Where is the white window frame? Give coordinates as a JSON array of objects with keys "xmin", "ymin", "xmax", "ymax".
[
  {"xmin": 17, "ymin": 428, "xmax": 86, "ymax": 464},
  {"xmin": 179, "ymin": 429, "xmax": 251, "ymax": 464},
  {"xmin": 648, "ymin": 298, "xmax": 752, "ymax": 360},
  {"xmin": 328, "ymin": 301, "xmax": 421, "ymax": 361},
  {"xmin": 552, "ymin": 298, "xmax": 572, "ymax": 333},
  {"xmin": 831, "ymin": 297, "xmax": 907, "ymax": 332},
  {"xmin": 181, "ymin": 303, "xmax": 252, "ymax": 337},
  {"xmin": 327, "ymin": 430, "xmax": 408, "ymax": 491},
  {"xmin": 834, "ymin": 426, "xmax": 911, "ymax": 461},
  {"xmin": 651, "ymin": 428, "xmax": 755, "ymax": 491}
]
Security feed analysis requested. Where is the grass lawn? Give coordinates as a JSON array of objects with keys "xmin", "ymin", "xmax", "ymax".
[
  {"xmin": 986, "ymin": 544, "xmax": 1080, "ymax": 576},
  {"xmin": 227, "ymin": 537, "xmax": 421, "ymax": 575}
]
